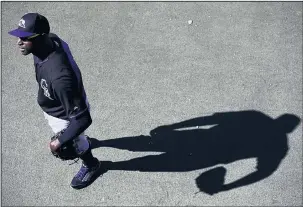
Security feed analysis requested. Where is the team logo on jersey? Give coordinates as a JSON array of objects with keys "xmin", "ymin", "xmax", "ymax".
[
  {"xmin": 18, "ymin": 19, "xmax": 26, "ymax": 28},
  {"xmin": 40, "ymin": 79, "xmax": 54, "ymax": 100}
]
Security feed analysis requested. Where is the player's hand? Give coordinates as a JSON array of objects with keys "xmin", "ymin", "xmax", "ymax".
[{"xmin": 49, "ymin": 138, "xmax": 61, "ymax": 152}]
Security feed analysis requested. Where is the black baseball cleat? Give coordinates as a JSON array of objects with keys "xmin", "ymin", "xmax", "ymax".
[{"xmin": 70, "ymin": 159, "xmax": 102, "ymax": 189}]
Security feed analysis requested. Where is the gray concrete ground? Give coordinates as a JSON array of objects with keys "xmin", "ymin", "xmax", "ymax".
[{"xmin": 1, "ymin": 2, "xmax": 302, "ymax": 206}]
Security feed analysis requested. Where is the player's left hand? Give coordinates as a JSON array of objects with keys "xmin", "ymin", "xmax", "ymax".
[{"xmin": 49, "ymin": 138, "xmax": 61, "ymax": 152}]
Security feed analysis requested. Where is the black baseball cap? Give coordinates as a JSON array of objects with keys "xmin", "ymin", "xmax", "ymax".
[{"xmin": 8, "ymin": 13, "xmax": 50, "ymax": 38}]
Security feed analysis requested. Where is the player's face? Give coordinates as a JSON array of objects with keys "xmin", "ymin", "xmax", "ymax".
[{"xmin": 17, "ymin": 37, "xmax": 34, "ymax": 56}]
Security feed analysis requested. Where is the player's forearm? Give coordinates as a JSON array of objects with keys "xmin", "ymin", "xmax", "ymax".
[{"xmin": 58, "ymin": 109, "xmax": 92, "ymax": 144}]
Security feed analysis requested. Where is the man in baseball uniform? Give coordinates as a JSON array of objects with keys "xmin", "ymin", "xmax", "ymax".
[{"xmin": 9, "ymin": 13, "xmax": 101, "ymax": 189}]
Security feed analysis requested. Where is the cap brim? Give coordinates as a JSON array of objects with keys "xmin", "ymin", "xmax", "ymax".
[{"xmin": 8, "ymin": 29, "xmax": 35, "ymax": 37}]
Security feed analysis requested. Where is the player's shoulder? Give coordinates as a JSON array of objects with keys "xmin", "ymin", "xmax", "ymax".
[
  {"xmin": 48, "ymin": 52, "xmax": 74, "ymax": 82},
  {"xmin": 48, "ymin": 33, "xmax": 63, "ymax": 48},
  {"xmin": 48, "ymin": 40, "xmax": 70, "ymax": 69},
  {"xmin": 48, "ymin": 33, "xmax": 60, "ymax": 43},
  {"xmin": 45, "ymin": 33, "xmax": 75, "ymax": 80}
]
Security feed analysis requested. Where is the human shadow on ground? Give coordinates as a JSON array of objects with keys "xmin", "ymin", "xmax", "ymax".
[{"xmin": 88, "ymin": 110, "xmax": 300, "ymax": 195}]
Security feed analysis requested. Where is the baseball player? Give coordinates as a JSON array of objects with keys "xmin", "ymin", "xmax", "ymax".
[{"xmin": 8, "ymin": 13, "xmax": 101, "ymax": 189}]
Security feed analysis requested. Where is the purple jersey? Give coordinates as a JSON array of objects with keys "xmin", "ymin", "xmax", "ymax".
[{"xmin": 34, "ymin": 33, "xmax": 88, "ymax": 120}]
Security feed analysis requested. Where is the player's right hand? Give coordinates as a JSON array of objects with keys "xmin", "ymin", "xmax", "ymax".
[{"xmin": 49, "ymin": 138, "xmax": 61, "ymax": 152}]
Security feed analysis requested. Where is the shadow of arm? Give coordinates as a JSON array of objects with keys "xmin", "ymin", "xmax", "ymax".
[
  {"xmin": 151, "ymin": 115, "xmax": 218, "ymax": 136},
  {"xmin": 222, "ymin": 157, "xmax": 281, "ymax": 192},
  {"xmin": 169, "ymin": 115, "xmax": 218, "ymax": 129}
]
